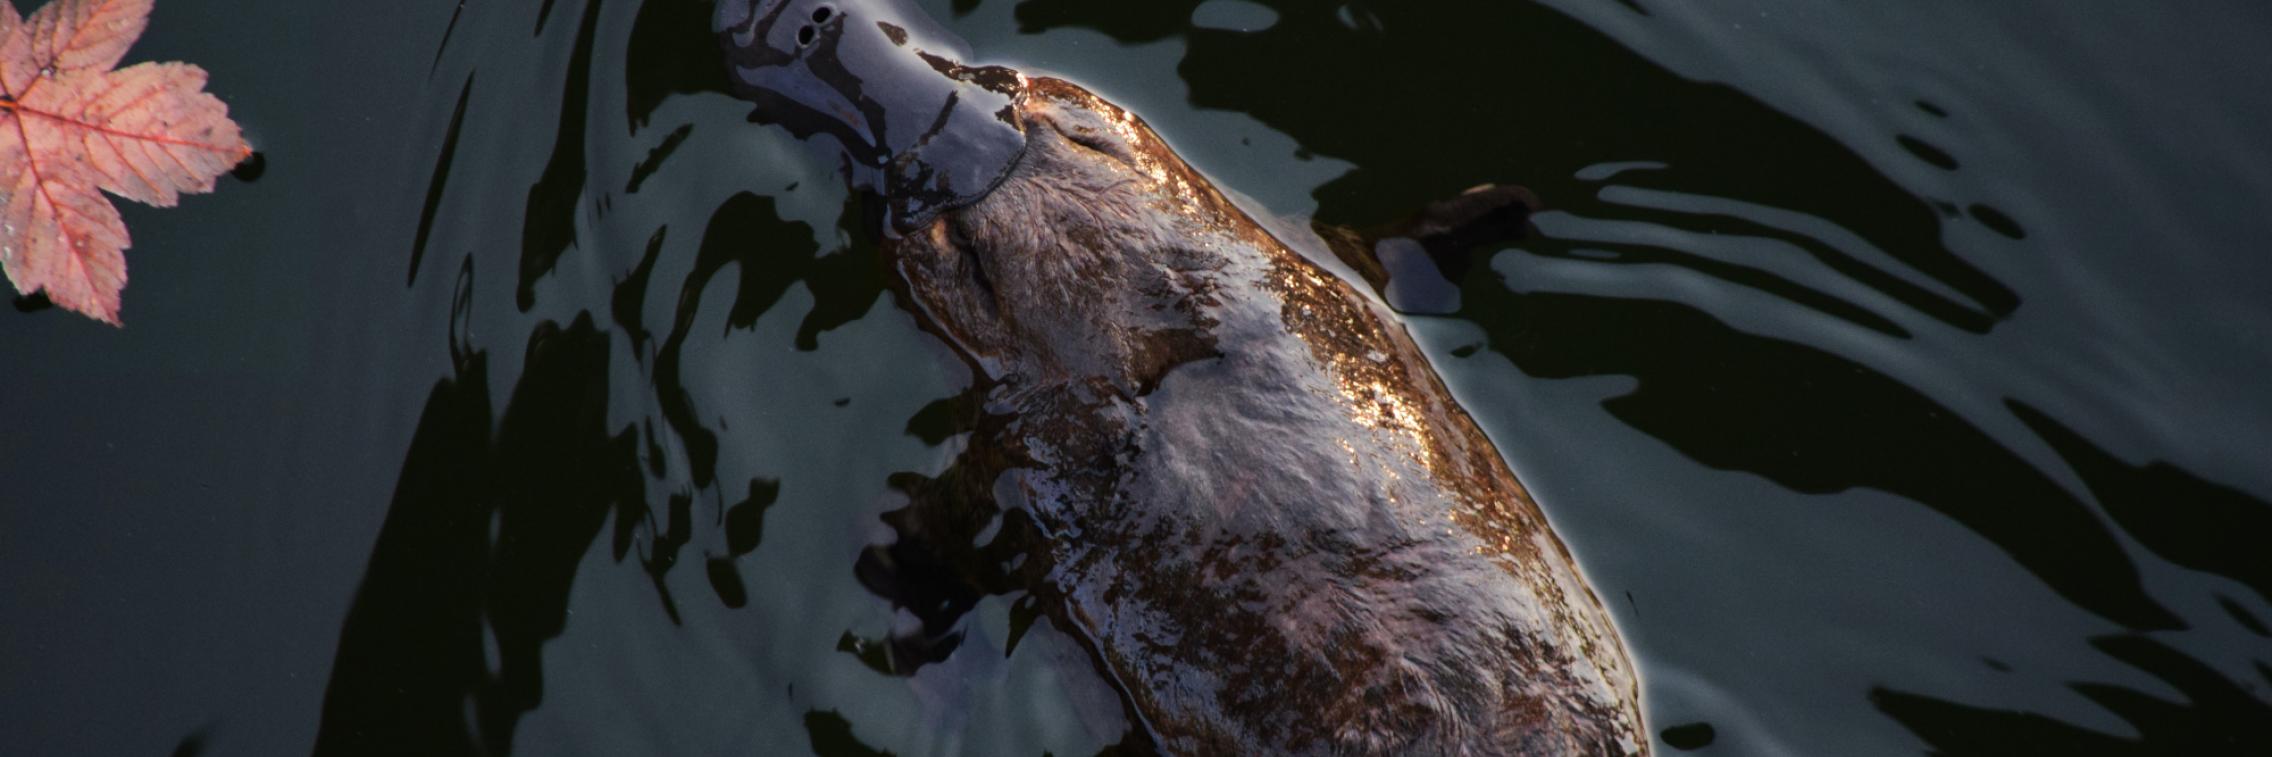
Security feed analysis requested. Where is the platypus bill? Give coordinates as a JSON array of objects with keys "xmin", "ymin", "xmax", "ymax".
[{"xmin": 717, "ymin": 1, "xmax": 1649, "ymax": 753}]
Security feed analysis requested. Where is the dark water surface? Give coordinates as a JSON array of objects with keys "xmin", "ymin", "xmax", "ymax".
[{"xmin": 5, "ymin": 0, "xmax": 2270, "ymax": 754}]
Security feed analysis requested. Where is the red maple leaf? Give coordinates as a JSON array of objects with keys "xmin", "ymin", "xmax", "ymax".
[{"xmin": 0, "ymin": 0, "xmax": 249, "ymax": 325}]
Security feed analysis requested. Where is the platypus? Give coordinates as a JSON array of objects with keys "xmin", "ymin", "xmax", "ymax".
[{"xmin": 717, "ymin": 2, "xmax": 1647, "ymax": 753}]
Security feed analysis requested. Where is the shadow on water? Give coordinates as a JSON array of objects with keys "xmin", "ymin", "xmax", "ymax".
[
  {"xmin": 321, "ymin": 0, "xmax": 892, "ymax": 747},
  {"xmin": 848, "ymin": 393, "xmax": 1050, "ymax": 678},
  {"xmin": 313, "ymin": 264, "xmax": 645, "ymax": 756},
  {"xmin": 2011, "ymin": 402, "xmax": 2272, "ymax": 608},
  {"xmin": 632, "ymin": 193, "xmax": 888, "ymax": 487},
  {"xmin": 519, "ymin": 0, "xmax": 610, "ymax": 310},
  {"xmin": 1873, "ymin": 634, "xmax": 2272, "ymax": 754},
  {"xmin": 626, "ymin": 0, "xmax": 727, "ymax": 132},
  {"xmin": 319, "ymin": 0, "xmax": 2269, "ymax": 752},
  {"xmin": 1013, "ymin": 0, "xmax": 2018, "ymax": 332},
  {"xmin": 1462, "ymin": 291, "xmax": 2178, "ymax": 631},
  {"xmin": 1858, "ymin": 402, "xmax": 2272, "ymax": 753}
]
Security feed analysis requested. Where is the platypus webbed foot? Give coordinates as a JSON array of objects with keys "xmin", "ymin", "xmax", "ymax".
[{"xmin": 1320, "ymin": 183, "xmax": 1541, "ymax": 314}]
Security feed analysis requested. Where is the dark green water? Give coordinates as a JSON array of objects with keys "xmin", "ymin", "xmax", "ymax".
[{"xmin": 4, "ymin": 0, "xmax": 2269, "ymax": 754}]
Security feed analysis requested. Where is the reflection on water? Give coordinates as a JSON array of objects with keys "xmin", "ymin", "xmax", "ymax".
[{"xmin": 274, "ymin": 0, "xmax": 2272, "ymax": 754}]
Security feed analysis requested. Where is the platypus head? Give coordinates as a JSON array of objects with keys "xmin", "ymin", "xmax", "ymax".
[{"xmin": 716, "ymin": 0, "xmax": 1028, "ymax": 234}]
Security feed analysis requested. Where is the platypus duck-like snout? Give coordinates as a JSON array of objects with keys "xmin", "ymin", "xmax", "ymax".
[{"xmin": 715, "ymin": 0, "xmax": 1028, "ymax": 234}]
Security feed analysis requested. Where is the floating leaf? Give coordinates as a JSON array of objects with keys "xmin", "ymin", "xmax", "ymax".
[{"xmin": 0, "ymin": 0, "xmax": 251, "ymax": 325}]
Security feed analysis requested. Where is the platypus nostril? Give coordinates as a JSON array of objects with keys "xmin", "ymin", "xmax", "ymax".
[
  {"xmin": 796, "ymin": 24, "xmax": 816, "ymax": 46},
  {"xmin": 812, "ymin": 5, "xmax": 836, "ymax": 23}
]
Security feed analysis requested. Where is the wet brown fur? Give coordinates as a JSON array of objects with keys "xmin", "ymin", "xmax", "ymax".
[{"xmin": 886, "ymin": 78, "xmax": 1646, "ymax": 756}]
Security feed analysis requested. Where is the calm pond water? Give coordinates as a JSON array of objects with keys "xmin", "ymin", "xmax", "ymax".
[{"xmin": 4, "ymin": 0, "xmax": 2269, "ymax": 754}]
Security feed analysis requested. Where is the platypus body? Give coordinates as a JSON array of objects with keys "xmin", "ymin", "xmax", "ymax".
[{"xmin": 718, "ymin": 2, "xmax": 1647, "ymax": 753}]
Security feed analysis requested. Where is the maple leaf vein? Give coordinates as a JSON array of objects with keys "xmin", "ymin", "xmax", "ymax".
[{"xmin": 0, "ymin": 0, "xmax": 246, "ymax": 324}]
